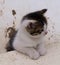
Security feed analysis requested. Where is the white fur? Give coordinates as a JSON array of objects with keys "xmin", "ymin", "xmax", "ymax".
[{"xmin": 13, "ymin": 20, "xmax": 47, "ymax": 60}]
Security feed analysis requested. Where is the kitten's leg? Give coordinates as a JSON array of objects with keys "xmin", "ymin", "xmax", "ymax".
[
  {"xmin": 18, "ymin": 47, "xmax": 40, "ymax": 60},
  {"xmin": 37, "ymin": 43, "xmax": 47, "ymax": 56}
]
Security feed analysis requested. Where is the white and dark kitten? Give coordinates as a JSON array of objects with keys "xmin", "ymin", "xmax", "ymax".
[{"xmin": 6, "ymin": 9, "xmax": 48, "ymax": 60}]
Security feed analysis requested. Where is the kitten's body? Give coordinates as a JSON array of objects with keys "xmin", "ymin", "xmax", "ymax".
[{"xmin": 6, "ymin": 9, "xmax": 48, "ymax": 60}]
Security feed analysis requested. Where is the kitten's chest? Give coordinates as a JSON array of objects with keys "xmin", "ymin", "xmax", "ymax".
[
  {"xmin": 13, "ymin": 31, "xmax": 42, "ymax": 48},
  {"xmin": 21, "ymin": 37, "xmax": 41, "ymax": 47}
]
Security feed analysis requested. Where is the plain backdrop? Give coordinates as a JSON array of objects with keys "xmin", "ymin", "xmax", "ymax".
[{"xmin": 0, "ymin": 0, "xmax": 60, "ymax": 53}]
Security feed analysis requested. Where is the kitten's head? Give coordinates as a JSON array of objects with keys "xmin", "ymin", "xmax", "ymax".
[{"xmin": 21, "ymin": 9, "xmax": 48, "ymax": 37}]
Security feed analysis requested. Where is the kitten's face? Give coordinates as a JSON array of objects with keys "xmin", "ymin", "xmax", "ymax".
[
  {"xmin": 21, "ymin": 9, "xmax": 48, "ymax": 37},
  {"xmin": 26, "ymin": 20, "xmax": 45, "ymax": 36}
]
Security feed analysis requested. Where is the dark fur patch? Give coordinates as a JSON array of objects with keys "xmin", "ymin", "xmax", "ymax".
[
  {"xmin": 22, "ymin": 9, "xmax": 47, "ymax": 25},
  {"xmin": 26, "ymin": 21, "xmax": 44, "ymax": 36}
]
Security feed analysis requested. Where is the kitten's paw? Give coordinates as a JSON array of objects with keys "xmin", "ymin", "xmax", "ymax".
[
  {"xmin": 29, "ymin": 51, "xmax": 40, "ymax": 60},
  {"xmin": 40, "ymin": 49, "xmax": 47, "ymax": 56},
  {"xmin": 38, "ymin": 48, "xmax": 47, "ymax": 56},
  {"xmin": 19, "ymin": 47, "xmax": 40, "ymax": 60}
]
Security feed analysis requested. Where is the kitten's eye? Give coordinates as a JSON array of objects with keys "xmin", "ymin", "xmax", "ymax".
[
  {"xmin": 37, "ymin": 30, "xmax": 41, "ymax": 33},
  {"xmin": 36, "ymin": 29, "xmax": 43, "ymax": 33},
  {"xmin": 41, "ymin": 29, "xmax": 44, "ymax": 31}
]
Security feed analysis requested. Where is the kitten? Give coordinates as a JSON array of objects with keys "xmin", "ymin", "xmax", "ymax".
[{"xmin": 6, "ymin": 9, "xmax": 48, "ymax": 60}]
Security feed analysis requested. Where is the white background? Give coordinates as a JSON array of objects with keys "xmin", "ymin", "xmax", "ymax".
[{"xmin": 0, "ymin": 0, "xmax": 60, "ymax": 53}]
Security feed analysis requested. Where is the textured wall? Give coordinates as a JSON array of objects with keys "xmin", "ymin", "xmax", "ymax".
[{"xmin": 0, "ymin": 0, "xmax": 60, "ymax": 53}]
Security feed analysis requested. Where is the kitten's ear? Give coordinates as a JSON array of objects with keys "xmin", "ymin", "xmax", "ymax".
[{"xmin": 39, "ymin": 9, "xmax": 47, "ymax": 14}]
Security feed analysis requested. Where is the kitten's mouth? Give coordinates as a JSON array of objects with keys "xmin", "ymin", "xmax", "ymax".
[{"xmin": 30, "ymin": 32, "xmax": 41, "ymax": 36}]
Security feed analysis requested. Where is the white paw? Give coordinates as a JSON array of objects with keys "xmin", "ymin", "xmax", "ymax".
[
  {"xmin": 38, "ymin": 48, "xmax": 47, "ymax": 56},
  {"xmin": 29, "ymin": 51, "xmax": 40, "ymax": 60}
]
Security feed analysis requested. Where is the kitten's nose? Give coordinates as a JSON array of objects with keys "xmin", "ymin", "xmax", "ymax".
[{"xmin": 45, "ymin": 31, "xmax": 48, "ymax": 35}]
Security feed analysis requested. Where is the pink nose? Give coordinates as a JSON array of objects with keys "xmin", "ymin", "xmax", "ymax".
[{"xmin": 45, "ymin": 31, "xmax": 48, "ymax": 35}]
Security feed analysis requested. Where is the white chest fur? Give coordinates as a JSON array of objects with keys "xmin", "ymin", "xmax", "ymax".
[{"xmin": 13, "ymin": 29, "xmax": 42, "ymax": 49}]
